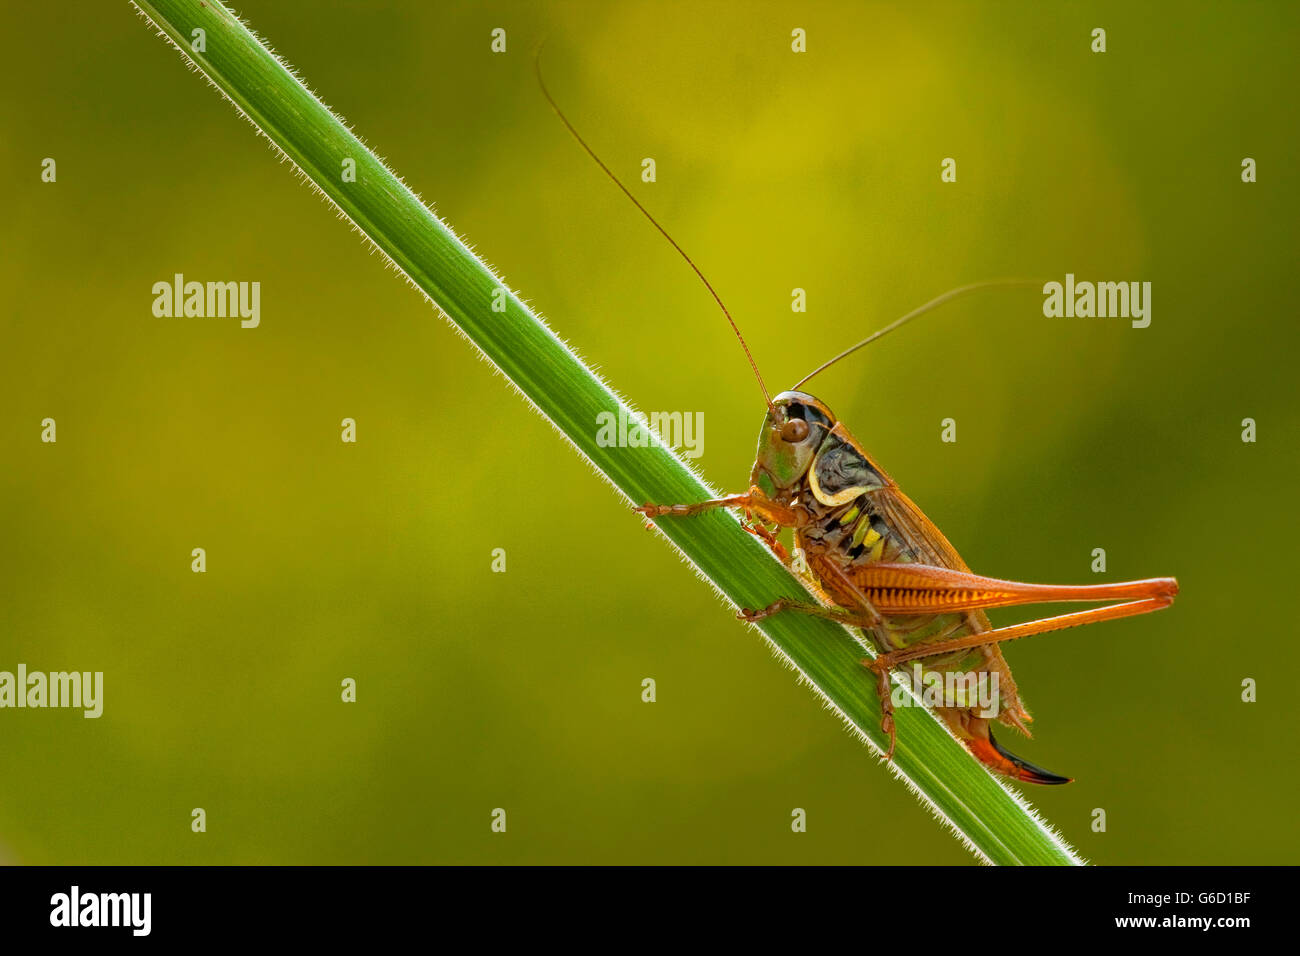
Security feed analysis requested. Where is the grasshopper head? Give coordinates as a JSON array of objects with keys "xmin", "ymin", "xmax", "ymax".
[{"xmin": 751, "ymin": 390, "xmax": 836, "ymax": 500}]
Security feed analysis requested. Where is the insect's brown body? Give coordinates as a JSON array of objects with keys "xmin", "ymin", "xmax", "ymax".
[
  {"xmin": 773, "ymin": 404, "xmax": 1042, "ymax": 782},
  {"xmin": 639, "ymin": 390, "xmax": 1178, "ymax": 784}
]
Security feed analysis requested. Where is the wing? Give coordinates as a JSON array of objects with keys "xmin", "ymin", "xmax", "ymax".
[
  {"xmin": 855, "ymin": 486, "xmax": 1031, "ymax": 732},
  {"xmin": 869, "ymin": 486, "xmax": 975, "ymax": 573}
]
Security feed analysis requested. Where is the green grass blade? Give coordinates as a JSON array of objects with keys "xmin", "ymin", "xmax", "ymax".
[{"xmin": 131, "ymin": 0, "xmax": 1084, "ymax": 865}]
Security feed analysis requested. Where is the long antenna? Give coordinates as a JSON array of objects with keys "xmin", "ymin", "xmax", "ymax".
[
  {"xmin": 791, "ymin": 279, "xmax": 1043, "ymax": 390},
  {"xmin": 535, "ymin": 45, "xmax": 776, "ymax": 416}
]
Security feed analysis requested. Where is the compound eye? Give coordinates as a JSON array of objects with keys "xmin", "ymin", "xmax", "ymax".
[{"xmin": 780, "ymin": 419, "xmax": 810, "ymax": 443}]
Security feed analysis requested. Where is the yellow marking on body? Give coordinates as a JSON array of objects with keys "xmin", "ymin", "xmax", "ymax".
[
  {"xmin": 807, "ymin": 466, "xmax": 870, "ymax": 507},
  {"xmin": 852, "ymin": 519, "xmax": 881, "ymax": 549}
]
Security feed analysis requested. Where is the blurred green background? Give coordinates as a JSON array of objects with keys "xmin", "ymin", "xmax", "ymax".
[{"xmin": 1, "ymin": 0, "xmax": 1295, "ymax": 864}]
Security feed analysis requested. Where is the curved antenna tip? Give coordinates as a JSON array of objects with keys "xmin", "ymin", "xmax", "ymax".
[
  {"xmin": 792, "ymin": 278, "xmax": 1045, "ymax": 390},
  {"xmin": 535, "ymin": 49, "xmax": 775, "ymax": 416}
]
